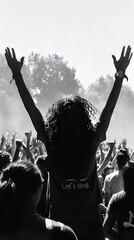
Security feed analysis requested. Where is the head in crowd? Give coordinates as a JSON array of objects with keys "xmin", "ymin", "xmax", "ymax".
[
  {"xmin": 0, "ymin": 150, "xmax": 12, "ymax": 172},
  {"xmin": 45, "ymin": 95, "xmax": 98, "ymax": 176},
  {"xmin": 121, "ymin": 138, "xmax": 127, "ymax": 148},
  {"xmin": 117, "ymin": 151, "xmax": 129, "ymax": 170},
  {"xmin": 35, "ymin": 154, "xmax": 48, "ymax": 179},
  {"xmin": 118, "ymin": 138, "xmax": 128, "ymax": 152},
  {"xmin": 0, "ymin": 160, "xmax": 43, "ymax": 234},
  {"xmin": 123, "ymin": 163, "xmax": 134, "ymax": 197}
]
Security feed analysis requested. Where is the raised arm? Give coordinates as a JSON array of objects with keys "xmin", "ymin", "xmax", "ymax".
[
  {"xmin": 11, "ymin": 131, "xmax": 18, "ymax": 157},
  {"xmin": 97, "ymin": 141, "xmax": 115, "ymax": 176},
  {"xmin": 25, "ymin": 130, "xmax": 32, "ymax": 159},
  {"xmin": 0, "ymin": 133, "xmax": 7, "ymax": 151},
  {"xmin": 12, "ymin": 139, "xmax": 22, "ymax": 162},
  {"xmin": 5, "ymin": 48, "xmax": 46, "ymax": 143},
  {"xmin": 98, "ymin": 46, "xmax": 133, "ymax": 137}
]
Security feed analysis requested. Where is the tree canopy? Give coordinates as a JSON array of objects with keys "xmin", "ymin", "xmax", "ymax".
[{"xmin": 26, "ymin": 52, "xmax": 82, "ymax": 103}]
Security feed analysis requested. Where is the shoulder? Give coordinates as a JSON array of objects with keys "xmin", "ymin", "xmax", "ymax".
[
  {"xmin": 107, "ymin": 191, "xmax": 125, "ymax": 213},
  {"xmin": 45, "ymin": 218, "xmax": 78, "ymax": 240},
  {"xmin": 105, "ymin": 171, "xmax": 118, "ymax": 181},
  {"xmin": 111, "ymin": 190, "xmax": 125, "ymax": 202}
]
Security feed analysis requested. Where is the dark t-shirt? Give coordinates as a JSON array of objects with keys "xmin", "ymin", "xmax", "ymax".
[
  {"xmin": 0, "ymin": 215, "xmax": 77, "ymax": 240},
  {"xmin": 107, "ymin": 191, "xmax": 134, "ymax": 240},
  {"xmin": 48, "ymin": 168, "xmax": 104, "ymax": 240},
  {"xmin": 37, "ymin": 120, "xmax": 106, "ymax": 240}
]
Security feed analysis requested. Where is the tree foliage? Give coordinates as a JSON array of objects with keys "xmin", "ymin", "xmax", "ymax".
[
  {"xmin": 86, "ymin": 75, "xmax": 134, "ymax": 145},
  {"xmin": 85, "ymin": 75, "xmax": 114, "ymax": 109},
  {"xmin": 86, "ymin": 75, "xmax": 134, "ymax": 109},
  {"xmin": 27, "ymin": 52, "xmax": 82, "ymax": 103},
  {"xmin": 0, "ymin": 51, "xmax": 82, "ymax": 102},
  {"xmin": 0, "ymin": 53, "xmax": 14, "ymax": 97}
]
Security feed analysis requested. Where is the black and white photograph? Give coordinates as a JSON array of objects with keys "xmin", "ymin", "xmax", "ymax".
[{"xmin": 0, "ymin": 0, "xmax": 134, "ymax": 239}]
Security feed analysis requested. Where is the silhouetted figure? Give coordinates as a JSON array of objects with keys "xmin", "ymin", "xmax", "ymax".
[{"xmin": 5, "ymin": 45, "xmax": 132, "ymax": 240}]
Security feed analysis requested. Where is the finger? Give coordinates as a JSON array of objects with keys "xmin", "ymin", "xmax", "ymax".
[
  {"xmin": 125, "ymin": 45, "xmax": 131, "ymax": 59},
  {"xmin": 7, "ymin": 47, "xmax": 12, "ymax": 58},
  {"xmin": 5, "ymin": 51, "xmax": 7, "ymax": 59},
  {"xmin": 5, "ymin": 49, "xmax": 7, "ymax": 57},
  {"xmin": 120, "ymin": 46, "xmax": 125, "ymax": 58},
  {"xmin": 12, "ymin": 48, "xmax": 17, "ymax": 59},
  {"xmin": 112, "ymin": 55, "xmax": 116, "ymax": 65},
  {"xmin": 128, "ymin": 52, "xmax": 133, "ymax": 63},
  {"xmin": 5, "ymin": 48, "xmax": 7, "ymax": 54},
  {"xmin": 5, "ymin": 47, "xmax": 12, "ymax": 59},
  {"xmin": 5, "ymin": 50, "xmax": 10, "ymax": 63},
  {"xmin": 21, "ymin": 56, "xmax": 25, "ymax": 65}
]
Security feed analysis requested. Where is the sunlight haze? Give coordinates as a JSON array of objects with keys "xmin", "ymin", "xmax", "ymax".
[{"xmin": 0, "ymin": 0, "xmax": 134, "ymax": 89}]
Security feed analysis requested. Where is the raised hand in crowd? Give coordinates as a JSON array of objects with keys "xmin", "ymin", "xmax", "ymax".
[
  {"xmin": 98, "ymin": 143, "xmax": 105, "ymax": 165},
  {"xmin": 12, "ymin": 139, "xmax": 23, "ymax": 162},
  {"xmin": 25, "ymin": 130, "xmax": 32, "ymax": 140},
  {"xmin": 30, "ymin": 137, "xmax": 45, "ymax": 156},
  {"xmin": 0, "ymin": 133, "xmax": 7, "ymax": 150},
  {"xmin": 11, "ymin": 130, "xmax": 18, "ymax": 157},
  {"xmin": 25, "ymin": 130, "xmax": 33, "ymax": 161},
  {"xmin": 97, "ymin": 141, "xmax": 116, "ymax": 176}
]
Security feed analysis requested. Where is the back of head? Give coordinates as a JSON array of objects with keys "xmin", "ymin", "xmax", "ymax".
[
  {"xmin": 0, "ymin": 150, "xmax": 12, "ymax": 172},
  {"xmin": 0, "ymin": 160, "xmax": 43, "ymax": 234},
  {"xmin": 45, "ymin": 95, "xmax": 98, "ymax": 177},
  {"xmin": 123, "ymin": 163, "xmax": 134, "ymax": 196},
  {"xmin": 35, "ymin": 154, "xmax": 48, "ymax": 179},
  {"xmin": 117, "ymin": 151, "xmax": 129, "ymax": 170}
]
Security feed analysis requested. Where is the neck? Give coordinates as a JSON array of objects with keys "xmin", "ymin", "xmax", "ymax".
[{"xmin": 23, "ymin": 198, "xmax": 38, "ymax": 216}]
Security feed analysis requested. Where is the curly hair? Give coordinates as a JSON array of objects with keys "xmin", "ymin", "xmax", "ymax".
[
  {"xmin": 44, "ymin": 95, "xmax": 99, "ymax": 176},
  {"xmin": 45, "ymin": 95, "xmax": 98, "ymax": 147}
]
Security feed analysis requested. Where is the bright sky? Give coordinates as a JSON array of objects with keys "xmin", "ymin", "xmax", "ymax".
[{"xmin": 0, "ymin": 0, "xmax": 134, "ymax": 90}]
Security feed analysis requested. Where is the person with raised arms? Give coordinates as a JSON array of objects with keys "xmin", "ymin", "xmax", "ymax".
[{"xmin": 5, "ymin": 45, "xmax": 132, "ymax": 240}]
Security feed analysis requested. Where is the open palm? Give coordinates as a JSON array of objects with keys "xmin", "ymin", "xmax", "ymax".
[
  {"xmin": 5, "ymin": 48, "xmax": 24, "ymax": 74},
  {"xmin": 112, "ymin": 45, "xmax": 133, "ymax": 72}
]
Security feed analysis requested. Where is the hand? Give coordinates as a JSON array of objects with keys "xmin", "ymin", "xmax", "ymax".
[
  {"xmin": 16, "ymin": 139, "xmax": 23, "ymax": 148},
  {"xmin": 99, "ymin": 142, "xmax": 104, "ymax": 151},
  {"xmin": 107, "ymin": 141, "xmax": 116, "ymax": 148},
  {"xmin": 5, "ymin": 48, "xmax": 24, "ymax": 74},
  {"xmin": 1, "ymin": 133, "xmax": 7, "ymax": 144},
  {"xmin": 25, "ymin": 130, "xmax": 32, "ymax": 140},
  {"xmin": 11, "ymin": 130, "xmax": 18, "ymax": 141},
  {"xmin": 99, "ymin": 203, "xmax": 107, "ymax": 214},
  {"xmin": 112, "ymin": 45, "xmax": 133, "ymax": 73},
  {"xmin": 36, "ymin": 140, "xmax": 43, "ymax": 148}
]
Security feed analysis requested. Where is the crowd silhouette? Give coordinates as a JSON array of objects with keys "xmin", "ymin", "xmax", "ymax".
[{"xmin": 0, "ymin": 45, "xmax": 133, "ymax": 239}]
